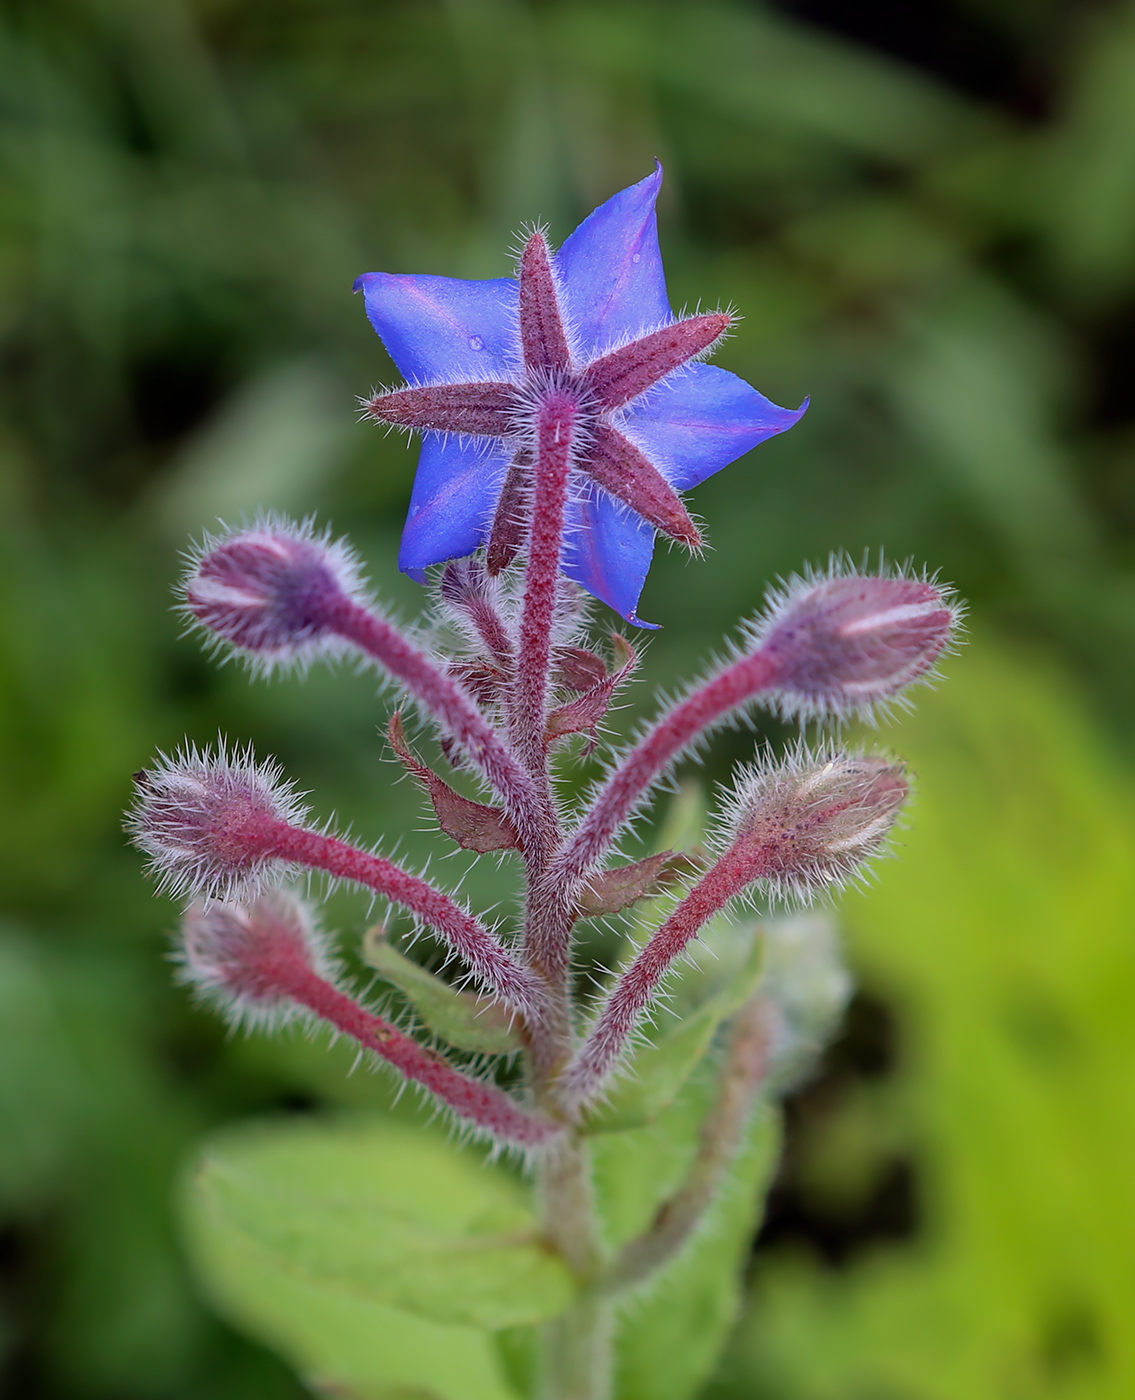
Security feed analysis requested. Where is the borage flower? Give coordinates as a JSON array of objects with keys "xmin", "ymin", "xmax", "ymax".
[{"xmin": 355, "ymin": 166, "xmax": 805, "ymax": 626}]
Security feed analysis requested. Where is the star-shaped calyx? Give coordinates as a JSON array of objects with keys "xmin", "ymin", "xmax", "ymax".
[{"xmin": 355, "ymin": 168, "xmax": 805, "ymax": 625}]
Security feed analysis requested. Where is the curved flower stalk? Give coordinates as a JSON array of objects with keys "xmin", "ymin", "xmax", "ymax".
[{"xmin": 130, "ymin": 172, "xmax": 963, "ymax": 1400}]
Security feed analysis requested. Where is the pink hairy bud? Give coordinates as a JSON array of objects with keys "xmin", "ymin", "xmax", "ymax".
[
  {"xmin": 755, "ymin": 567, "xmax": 961, "ymax": 718},
  {"xmin": 128, "ymin": 743, "xmax": 307, "ymax": 902},
  {"xmin": 723, "ymin": 749, "xmax": 909, "ymax": 897},
  {"xmin": 132, "ymin": 742, "xmax": 543, "ymax": 1017},
  {"xmin": 182, "ymin": 518, "xmax": 368, "ymax": 670},
  {"xmin": 179, "ymin": 890, "xmax": 336, "ymax": 1027}
]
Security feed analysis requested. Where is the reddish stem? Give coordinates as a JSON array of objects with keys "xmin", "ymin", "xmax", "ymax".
[
  {"xmin": 261, "ymin": 819, "xmax": 545, "ymax": 1019},
  {"xmin": 271, "ymin": 955, "xmax": 560, "ymax": 1147},
  {"xmin": 559, "ymin": 834, "xmax": 774, "ymax": 1108},
  {"xmin": 554, "ymin": 650, "xmax": 781, "ymax": 890},
  {"xmin": 511, "ymin": 392, "xmax": 577, "ymax": 776},
  {"xmin": 511, "ymin": 393, "xmax": 577, "ymax": 996},
  {"xmin": 322, "ymin": 594, "xmax": 540, "ymax": 840}
]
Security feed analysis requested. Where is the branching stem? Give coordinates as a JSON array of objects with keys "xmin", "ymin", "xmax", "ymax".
[
  {"xmin": 323, "ymin": 593, "xmax": 543, "ymax": 840},
  {"xmin": 553, "ymin": 650, "xmax": 781, "ymax": 890}
]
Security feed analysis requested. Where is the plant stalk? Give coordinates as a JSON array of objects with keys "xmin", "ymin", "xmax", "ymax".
[{"xmin": 537, "ymin": 1133, "xmax": 611, "ymax": 1400}]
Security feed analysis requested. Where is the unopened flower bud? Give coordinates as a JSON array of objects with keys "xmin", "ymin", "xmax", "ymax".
[
  {"xmin": 179, "ymin": 891, "xmax": 335, "ymax": 1027},
  {"xmin": 128, "ymin": 743, "xmax": 307, "ymax": 901},
  {"xmin": 756, "ymin": 567, "xmax": 961, "ymax": 718},
  {"xmin": 725, "ymin": 748, "xmax": 908, "ymax": 898},
  {"xmin": 182, "ymin": 517, "xmax": 367, "ymax": 670}
]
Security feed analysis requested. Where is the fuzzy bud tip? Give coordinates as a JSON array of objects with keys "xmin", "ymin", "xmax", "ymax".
[
  {"xmin": 128, "ymin": 742, "xmax": 307, "ymax": 901},
  {"xmin": 182, "ymin": 517, "xmax": 367, "ymax": 669},
  {"xmin": 757, "ymin": 568, "xmax": 961, "ymax": 717},
  {"xmin": 179, "ymin": 891, "xmax": 335, "ymax": 1028},
  {"xmin": 728, "ymin": 749, "xmax": 908, "ymax": 898}
]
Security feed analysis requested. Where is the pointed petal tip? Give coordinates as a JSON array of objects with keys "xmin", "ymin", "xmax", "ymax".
[{"xmin": 626, "ymin": 611, "xmax": 662, "ymax": 631}]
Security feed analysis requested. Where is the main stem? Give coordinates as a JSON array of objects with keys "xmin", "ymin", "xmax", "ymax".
[
  {"xmin": 507, "ymin": 390, "xmax": 612, "ymax": 1397},
  {"xmin": 513, "ymin": 392, "xmax": 578, "ymax": 1065},
  {"xmin": 537, "ymin": 1135, "xmax": 610, "ymax": 1400}
]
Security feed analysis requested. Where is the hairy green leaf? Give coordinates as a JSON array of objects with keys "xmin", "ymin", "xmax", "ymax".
[
  {"xmin": 361, "ymin": 929, "xmax": 523, "ymax": 1056},
  {"xmin": 182, "ymin": 1119, "xmax": 576, "ymax": 1381}
]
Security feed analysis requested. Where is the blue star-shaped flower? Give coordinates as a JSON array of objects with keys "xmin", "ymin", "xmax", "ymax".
[{"xmin": 355, "ymin": 166, "xmax": 805, "ymax": 626}]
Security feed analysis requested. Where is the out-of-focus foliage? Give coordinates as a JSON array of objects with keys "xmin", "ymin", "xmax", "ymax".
[
  {"xmin": 707, "ymin": 642, "xmax": 1135, "ymax": 1400},
  {"xmin": 1, "ymin": 0, "xmax": 1134, "ymax": 1396}
]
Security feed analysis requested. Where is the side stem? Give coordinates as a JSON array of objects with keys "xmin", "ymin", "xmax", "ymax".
[
  {"xmin": 275, "ymin": 959, "xmax": 560, "ymax": 1148},
  {"xmin": 559, "ymin": 838, "xmax": 767, "ymax": 1106},
  {"xmin": 261, "ymin": 820, "xmax": 546, "ymax": 1020},
  {"xmin": 323, "ymin": 594, "xmax": 542, "ymax": 842},
  {"xmin": 552, "ymin": 650, "xmax": 781, "ymax": 890},
  {"xmin": 599, "ymin": 996, "xmax": 772, "ymax": 1293}
]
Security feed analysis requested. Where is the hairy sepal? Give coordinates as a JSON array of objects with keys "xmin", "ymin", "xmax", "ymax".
[
  {"xmin": 577, "ymin": 851, "xmax": 699, "ymax": 918},
  {"xmin": 389, "ymin": 713, "xmax": 521, "ymax": 854}
]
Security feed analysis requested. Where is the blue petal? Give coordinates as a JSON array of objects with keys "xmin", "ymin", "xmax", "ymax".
[
  {"xmin": 353, "ymin": 272, "xmax": 518, "ymax": 384},
  {"xmin": 562, "ymin": 483, "xmax": 660, "ymax": 629},
  {"xmin": 398, "ymin": 434, "xmax": 512, "ymax": 577},
  {"xmin": 622, "ymin": 364, "xmax": 808, "ymax": 491},
  {"xmin": 556, "ymin": 165, "xmax": 672, "ymax": 360}
]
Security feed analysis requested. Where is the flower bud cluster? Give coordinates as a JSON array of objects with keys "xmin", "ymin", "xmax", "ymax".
[{"xmin": 127, "ymin": 171, "xmax": 968, "ymax": 1174}]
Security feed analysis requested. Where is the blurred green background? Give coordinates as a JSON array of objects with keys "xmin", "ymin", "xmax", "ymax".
[{"xmin": 2, "ymin": 0, "xmax": 1134, "ymax": 1395}]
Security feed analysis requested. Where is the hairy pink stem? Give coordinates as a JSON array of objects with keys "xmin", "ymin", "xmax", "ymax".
[
  {"xmin": 441, "ymin": 566, "xmax": 515, "ymax": 673},
  {"xmin": 270, "ymin": 955, "xmax": 560, "ymax": 1148},
  {"xmin": 319, "ymin": 593, "xmax": 540, "ymax": 838},
  {"xmin": 560, "ymin": 837, "xmax": 775, "ymax": 1108},
  {"xmin": 512, "ymin": 393, "xmax": 578, "ymax": 999},
  {"xmin": 554, "ymin": 650, "xmax": 781, "ymax": 890},
  {"xmin": 511, "ymin": 391, "xmax": 577, "ymax": 776},
  {"xmin": 257, "ymin": 819, "xmax": 545, "ymax": 1019}
]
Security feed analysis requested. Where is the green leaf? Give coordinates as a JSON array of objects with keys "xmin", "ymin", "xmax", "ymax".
[
  {"xmin": 191, "ymin": 1251, "xmax": 518, "ymax": 1400},
  {"xmin": 590, "ymin": 1059, "xmax": 780, "ymax": 1400},
  {"xmin": 182, "ymin": 1117, "xmax": 577, "ymax": 1397},
  {"xmin": 584, "ymin": 919, "xmax": 764, "ymax": 1134},
  {"xmin": 361, "ymin": 929, "xmax": 523, "ymax": 1056},
  {"xmin": 613, "ymin": 1105, "xmax": 781, "ymax": 1400}
]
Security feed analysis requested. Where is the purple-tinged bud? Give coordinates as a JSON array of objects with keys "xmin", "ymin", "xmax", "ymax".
[
  {"xmin": 128, "ymin": 742, "xmax": 308, "ymax": 901},
  {"xmin": 179, "ymin": 891, "xmax": 336, "ymax": 1029},
  {"xmin": 558, "ymin": 748, "xmax": 905, "ymax": 1110},
  {"xmin": 181, "ymin": 517, "xmax": 368, "ymax": 671},
  {"xmin": 755, "ymin": 566, "xmax": 961, "ymax": 718},
  {"xmin": 723, "ymin": 748, "xmax": 909, "ymax": 899}
]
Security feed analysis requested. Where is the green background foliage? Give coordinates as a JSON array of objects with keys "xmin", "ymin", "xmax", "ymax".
[{"xmin": 1, "ymin": 0, "xmax": 1134, "ymax": 1395}]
